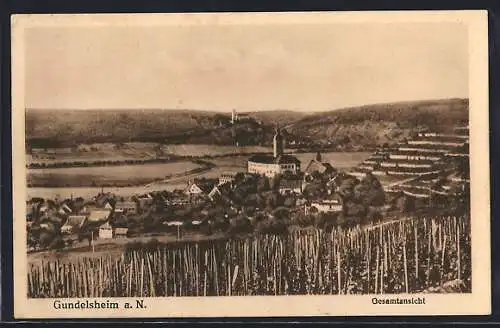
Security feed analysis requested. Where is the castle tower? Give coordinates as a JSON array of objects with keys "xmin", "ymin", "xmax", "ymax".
[{"xmin": 273, "ymin": 124, "xmax": 284, "ymax": 158}]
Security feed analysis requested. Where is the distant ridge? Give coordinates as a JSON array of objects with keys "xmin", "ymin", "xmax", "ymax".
[{"xmin": 26, "ymin": 98, "xmax": 468, "ymax": 149}]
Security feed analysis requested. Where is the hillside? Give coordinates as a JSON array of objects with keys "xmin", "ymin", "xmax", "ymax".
[
  {"xmin": 26, "ymin": 98, "xmax": 468, "ymax": 150},
  {"xmin": 246, "ymin": 110, "xmax": 309, "ymax": 125},
  {"xmin": 287, "ymin": 98, "xmax": 469, "ymax": 148},
  {"xmin": 25, "ymin": 109, "xmax": 294, "ymax": 148}
]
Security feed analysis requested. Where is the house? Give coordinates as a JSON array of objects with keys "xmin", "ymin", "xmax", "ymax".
[
  {"xmin": 87, "ymin": 209, "xmax": 112, "ymax": 223},
  {"xmin": 305, "ymin": 194, "xmax": 344, "ymax": 215},
  {"xmin": 94, "ymin": 192, "xmax": 115, "ymax": 208},
  {"xmin": 61, "ymin": 215, "xmax": 87, "ymax": 235},
  {"xmin": 218, "ymin": 172, "xmax": 238, "ymax": 186},
  {"xmin": 208, "ymin": 182, "xmax": 233, "ymax": 201},
  {"xmin": 165, "ymin": 197, "xmax": 189, "ymax": 206},
  {"xmin": 113, "ymin": 227, "xmax": 128, "ymax": 238},
  {"xmin": 98, "ymin": 222, "xmax": 113, "ymax": 239},
  {"xmin": 278, "ymin": 179, "xmax": 303, "ymax": 195},
  {"xmin": 114, "ymin": 201, "xmax": 138, "ymax": 214},
  {"xmin": 304, "ymin": 152, "xmax": 337, "ymax": 177},
  {"xmin": 79, "ymin": 204, "xmax": 98, "ymax": 215},
  {"xmin": 184, "ymin": 178, "xmax": 218, "ymax": 196},
  {"xmin": 57, "ymin": 203, "xmax": 73, "ymax": 216},
  {"xmin": 136, "ymin": 193, "xmax": 154, "ymax": 208}
]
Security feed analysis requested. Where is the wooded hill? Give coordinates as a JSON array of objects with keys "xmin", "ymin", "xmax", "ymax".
[{"xmin": 26, "ymin": 98, "xmax": 468, "ymax": 149}]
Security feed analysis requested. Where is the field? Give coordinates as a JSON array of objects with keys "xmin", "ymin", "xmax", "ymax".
[
  {"xmin": 27, "ymin": 216, "xmax": 470, "ymax": 297},
  {"xmin": 28, "ymin": 143, "xmax": 273, "ymax": 166},
  {"xmin": 161, "ymin": 144, "xmax": 271, "ymax": 157},
  {"xmin": 26, "ymin": 151, "xmax": 371, "ymax": 199},
  {"xmin": 27, "ymin": 161, "xmax": 203, "ymax": 188}
]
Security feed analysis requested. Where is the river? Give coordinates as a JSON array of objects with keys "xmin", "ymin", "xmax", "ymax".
[{"xmin": 27, "ymin": 151, "xmax": 371, "ymax": 200}]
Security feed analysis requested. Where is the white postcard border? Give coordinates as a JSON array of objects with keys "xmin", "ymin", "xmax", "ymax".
[{"xmin": 11, "ymin": 10, "xmax": 491, "ymax": 318}]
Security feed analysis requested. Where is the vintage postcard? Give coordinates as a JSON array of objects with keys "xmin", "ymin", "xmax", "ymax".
[{"xmin": 11, "ymin": 11, "xmax": 490, "ymax": 318}]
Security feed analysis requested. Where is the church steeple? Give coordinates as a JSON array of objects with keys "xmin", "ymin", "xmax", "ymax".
[{"xmin": 273, "ymin": 124, "xmax": 284, "ymax": 158}]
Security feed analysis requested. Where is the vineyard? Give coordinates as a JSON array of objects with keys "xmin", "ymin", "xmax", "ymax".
[{"xmin": 28, "ymin": 216, "xmax": 470, "ymax": 297}]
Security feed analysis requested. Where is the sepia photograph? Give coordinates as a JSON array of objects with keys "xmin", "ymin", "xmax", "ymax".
[{"xmin": 11, "ymin": 11, "xmax": 490, "ymax": 318}]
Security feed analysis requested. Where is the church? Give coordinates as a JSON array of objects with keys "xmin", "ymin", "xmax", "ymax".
[{"xmin": 247, "ymin": 126, "xmax": 301, "ymax": 178}]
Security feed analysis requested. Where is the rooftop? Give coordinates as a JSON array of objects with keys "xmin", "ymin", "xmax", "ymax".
[
  {"xmin": 114, "ymin": 227, "xmax": 128, "ymax": 234},
  {"xmin": 191, "ymin": 178, "xmax": 219, "ymax": 193},
  {"xmin": 115, "ymin": 201, "xmax": 137, "ymax": 208},
  {"xmin": 249, "ymin": 154, "xmax": 301, "ymax": 165},
  {"xmin": 88, "ymin": 210, "xmax": 112, "ymax": 222},
  {"xmin": 62, "ymin": 215, "xmax": 87, "ymax": 229}
]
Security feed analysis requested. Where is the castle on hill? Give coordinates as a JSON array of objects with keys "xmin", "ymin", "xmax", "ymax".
[{"xmin": 231, "ymin": 109, "xmax": 251, "ymax": 124}]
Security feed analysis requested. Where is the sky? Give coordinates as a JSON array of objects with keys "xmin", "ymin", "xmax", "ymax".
[{"xmin": 25, "ymin": 22, "xmax": 468, "ymax": 112}]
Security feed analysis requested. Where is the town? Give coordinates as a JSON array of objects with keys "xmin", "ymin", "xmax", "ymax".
[{"xmin": 26, "ymin": 123, "xmax": 470, "ymax": 254}]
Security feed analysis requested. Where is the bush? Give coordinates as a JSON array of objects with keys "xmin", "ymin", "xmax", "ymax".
[
  {"xmin": 291, "ymin": 213, "xmax": 315, "ymax": 228},
  {"xmin": 255, "ymin": 218, "xmax": 289, "ymax": 235},
  {"xmin": 124, "ymin": 241, "xmax": 144, "ymax": 252},
  {"xmin": 228, "ymin": 217, "xmax": 253, "ymax": 235},
  {"xmin": 314, "ymin": 215, "xmax": 327, "ymax": 229},
  {"xmin": 50, "ymin": 237, "xmax": 66, "ymax": 250},
  {"xmin": 366, "ymin": 210, "xmax": 383, "ymax": 224},
  {"xmin": 144, "ymin": 238, "xmax": 161, "ymax": 250}
]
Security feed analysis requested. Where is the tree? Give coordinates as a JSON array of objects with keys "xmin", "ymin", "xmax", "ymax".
[
  {"xmin": 27, "ymin": 233, "xmax": 38, "ymax": 250},
  {"xmin": 303, "ymin": 182, "xmax": 325, "ymax": 198},
  {"xmin": 315, "ymin": 212, "xmax": 338, "ymax": 229},
  {"xmin": 396, "ymin": 195, "xmax": 415, "ymax": 213},
  {"xmin": 255, "ymin": 217, "xmax": 288, "ymax": 235},
  {"xmin": 38, "ymin": 231, "xmax": 55, "ymax": 248},
  {"xmin": 283, "ymin": 196, "xmax": 296, "ymax": 208},
  {"xmin": 271, "ymin": 174, "xmax": 283, "ymax": 191},
  {"xmin": 273, "ymin": 207, "xmax": 290, "ymax": 221},
  {"xmin": 234, "ymin": 172, "xmax": 246, "ymax": 186},
  {"xmin": 264, "ymin": 192, "xmax": 279, "ymax": 209},
  {"xmin": 366, "ymin": 210, "xmax": 383, "ymax": 224},
  {"xmin": 352, "ymin": 173, "xmax": 386, "ymax": 207},
  {"xmin": 354, "ymin": 183, "xmax": 370, "ymax": 202},
  {"xmin": 50, "ymin": 237, "xmax": 66, "ymax": 250},
  {"xmin": 291, "ymin": 211, "xmax": 314, "ymax": 227},
  {"xmin": 228, "ymin": 216, "xmax": 253, "ymax": 235},
  {"xmin": 344, "ymin": 201, "xmax": 367, "ymax": 218},
  {"xmin": 257, "ymin": 176, "xmax": 271, "ymax": 193},
  {"xmin": 338, "ymin": 178, "xmax": 357, "ymax": 201}
]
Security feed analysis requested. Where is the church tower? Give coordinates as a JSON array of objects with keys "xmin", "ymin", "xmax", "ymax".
[
  {"xmin": 273, "ymin": 124, "xmax": 284, "ymax": 158},
  {"xmin": 231, "ymin": 109, "xmax": 236, "ymax": 124}
]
